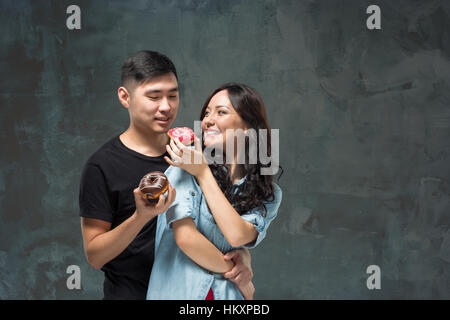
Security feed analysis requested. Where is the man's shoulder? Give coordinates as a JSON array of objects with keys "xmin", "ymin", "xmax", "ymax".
[{"xmin": 85, "ymin": 135, "xmax": 120, "ymax": 166}]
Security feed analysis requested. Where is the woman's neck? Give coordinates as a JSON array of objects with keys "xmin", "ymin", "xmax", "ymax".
[{"xmin": 226, "ymin": 163, "xmax": 245, "ymax": 184}]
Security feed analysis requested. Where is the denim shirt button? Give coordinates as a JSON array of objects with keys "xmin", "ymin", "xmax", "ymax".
[{"xmin": 191, "ymin": 192, "xmax": 195, "ymax": 196}]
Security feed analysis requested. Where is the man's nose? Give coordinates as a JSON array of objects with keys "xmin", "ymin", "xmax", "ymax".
[{"xmin": 159, "ymin": 97, "xmax": 171, "ymax": 112}]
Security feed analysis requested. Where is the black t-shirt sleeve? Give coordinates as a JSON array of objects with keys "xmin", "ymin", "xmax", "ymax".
[{"xmin": 79, "ymin": 162, "xmax": 114, "ymax": 223}]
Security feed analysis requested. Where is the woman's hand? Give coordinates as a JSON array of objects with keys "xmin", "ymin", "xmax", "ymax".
[{"xmin": 165, "ymin": 136, "xmax": 209, "ymax": 178}]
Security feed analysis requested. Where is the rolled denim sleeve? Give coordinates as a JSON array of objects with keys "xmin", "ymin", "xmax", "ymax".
[
  {"xmin": 163, "ymin": 166, "xmax": 201, "ymax": 229},
  {"xmin": 166, "ymin": 197, "xmax": 198, "ymax": 228},
  {"xmin": 241, "ymin": 183, "xmax": 282, "ymax": 248}
]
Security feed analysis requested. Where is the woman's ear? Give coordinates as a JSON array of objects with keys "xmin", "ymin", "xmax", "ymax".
[{"xmin": 118, "ymin": 86, "xmax": 131, "ymax": 109}]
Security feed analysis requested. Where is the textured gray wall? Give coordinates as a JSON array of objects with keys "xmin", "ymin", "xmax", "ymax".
[{"xmin": 0, "ymin": 0, "xmax": 449, "ymax": 299}]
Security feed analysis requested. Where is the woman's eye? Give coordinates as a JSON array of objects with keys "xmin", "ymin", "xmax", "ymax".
[{"xmin": 218, "ymin": 110, "xmax": 226, "ymax": 115}]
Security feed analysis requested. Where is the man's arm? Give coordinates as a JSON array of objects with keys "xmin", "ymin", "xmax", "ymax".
[
  {"xmin": 81, "ymin": 214, "xmax": 147, "ymax": 270},
  {"xmin": 224, "ymin": 248, "xmax": 254, "ymax": 299},
  {"xmin": 172, "ymin": 217, "xmax": 254, "ymax": 299},
  {"xmin": 81, "ymin": 186, "xmax": 175, "ymax": 270}
]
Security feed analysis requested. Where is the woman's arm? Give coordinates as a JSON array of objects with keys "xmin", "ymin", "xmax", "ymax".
[
  {"xmin": 165, "ymin": 137, "xmax": 258, "ymax": 247},
  {"xmin": 172, "ymin": 217, "xmax": 234, "ymax": 273},
  {"xmin": 172, "ymin": 217, "xmax": 255, "ymax": 299},
  {"xmin": 196, "ymin": 168, "xmax": 257, "ymax": 247}
]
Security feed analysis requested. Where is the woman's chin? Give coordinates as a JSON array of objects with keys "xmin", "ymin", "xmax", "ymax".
[{"xmin": 203, "ymin": 137, "xmax": 223, "ymax": 149}]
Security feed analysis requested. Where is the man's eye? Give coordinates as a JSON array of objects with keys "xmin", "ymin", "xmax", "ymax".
[
  {"xmin": 149, "ymin": 96, "xmax": 160, "ymax": 100},
  {"xmin": 169, "ymin": 95, "xmax": 178, "ymax": 99}
]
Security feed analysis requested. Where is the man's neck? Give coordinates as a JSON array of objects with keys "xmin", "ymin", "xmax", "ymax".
[{"xmin": 120, "ymin": 125, "xmax": 169, "ymax": 157}]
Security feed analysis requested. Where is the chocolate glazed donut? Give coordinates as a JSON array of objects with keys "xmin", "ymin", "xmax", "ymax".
[{"xmin": 139, "ymin": 171, "xmax": 169, "ymax": 203}]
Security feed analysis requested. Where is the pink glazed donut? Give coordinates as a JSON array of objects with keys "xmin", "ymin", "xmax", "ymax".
[{"xmin": 168, "ymin": 127, "xmax": 195, "ymax": 145}]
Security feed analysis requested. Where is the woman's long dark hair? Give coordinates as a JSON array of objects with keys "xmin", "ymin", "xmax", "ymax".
[{"xmin": 200, "ymin": 83, "xmax": 282, "ymax": 216}]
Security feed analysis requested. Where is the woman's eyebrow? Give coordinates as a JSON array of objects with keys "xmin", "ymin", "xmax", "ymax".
[{"xmin": 205, "ymin": 105, "xmax": 230, "ymax": 112}]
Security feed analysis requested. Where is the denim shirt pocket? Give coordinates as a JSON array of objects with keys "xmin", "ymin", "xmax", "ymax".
[
  {"xmin": 166, "ymin": 189, "xmax": 200, "ymax": 229},
  {"xmin": 199, "ymin": 195, "xmax": 216, "ymax": 224},
  {"xmin": 196, "ymin": 196, "xmax": 234, "ymax": 253}
]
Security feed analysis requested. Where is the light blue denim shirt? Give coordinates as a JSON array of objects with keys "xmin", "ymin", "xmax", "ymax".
[{"xmin": 146, "ymin": 165, "xmax": 282, "ymax": 300}]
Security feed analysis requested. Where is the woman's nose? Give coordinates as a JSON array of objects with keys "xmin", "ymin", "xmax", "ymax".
[{"xmin": 204, "ymin": 113, "xmax": 215, "ymax": 127}]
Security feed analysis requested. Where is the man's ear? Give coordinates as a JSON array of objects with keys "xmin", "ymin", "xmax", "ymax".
[{"xmin": 118, "ymin": 86, "xmax": 131, "ymax": 109}]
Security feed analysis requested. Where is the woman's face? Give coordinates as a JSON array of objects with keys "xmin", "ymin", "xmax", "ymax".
[{"xmin": 201, "ymin": 89, "xmax": 248, "ymax": 150}]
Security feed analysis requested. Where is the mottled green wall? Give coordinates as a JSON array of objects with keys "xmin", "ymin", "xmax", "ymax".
[{"xmin": 0, "ymin": 0, "xmax": 449, "ymax": 299}]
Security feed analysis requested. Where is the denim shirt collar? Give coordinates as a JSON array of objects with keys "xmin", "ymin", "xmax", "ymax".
[{"xmin": 233, "ymin": 175, "xmax": 246, "ymax": 187}]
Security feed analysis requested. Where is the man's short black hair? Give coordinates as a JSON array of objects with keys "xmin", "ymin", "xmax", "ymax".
[{"xmin": 121, "ymin": 50, "xmax": 178, "ymax": 88}]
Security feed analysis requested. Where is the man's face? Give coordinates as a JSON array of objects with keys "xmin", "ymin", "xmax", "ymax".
[{"xmin": 127, "ymin": 72, "xmax": 179, "ymax": 134}]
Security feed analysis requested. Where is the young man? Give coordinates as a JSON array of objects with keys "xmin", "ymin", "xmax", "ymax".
[{"xmin": 79, "ymin": 50, "xmax": 254, "ymax": 300}]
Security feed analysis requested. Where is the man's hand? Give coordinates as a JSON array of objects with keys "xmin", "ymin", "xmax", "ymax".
[
  {"xmin": 239, "ymin": 281, "xmax": 255, "ymax": 301},
  {"xmin": 223, "ymin": 249, "xmax": 254, "ymax": 299},
  {"xmin": 133, "ymin": 183, "xmax": 176, "ymax": 223}
]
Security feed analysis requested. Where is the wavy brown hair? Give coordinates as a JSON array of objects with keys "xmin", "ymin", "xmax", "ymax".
[{"xmin": 200, "ymin": 83, "xmax": 282, "ymax": 216}]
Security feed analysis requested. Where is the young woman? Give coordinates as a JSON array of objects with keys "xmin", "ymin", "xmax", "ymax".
[{"xmin": 147, "ymin": 83, "xmax": 282, "ymax": 300}]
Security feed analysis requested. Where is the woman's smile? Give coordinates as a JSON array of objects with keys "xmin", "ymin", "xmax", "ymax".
[{"xmin": 204, "ymin": 128, "xmax": 221, "ymax": 136}]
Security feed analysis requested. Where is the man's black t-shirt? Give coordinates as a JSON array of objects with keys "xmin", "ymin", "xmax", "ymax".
[{"xmin": 79, "ymin": 135, "xmax": 169, "ymax": 300}]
